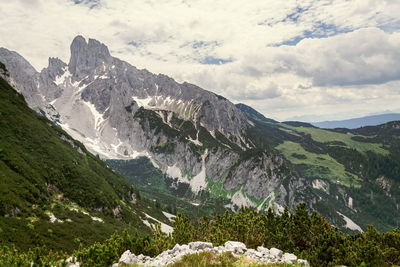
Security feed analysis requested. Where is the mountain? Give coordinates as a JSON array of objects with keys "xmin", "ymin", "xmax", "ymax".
[
  {"xmin": 312, "ymin": 113, "xmax": 400, "ymax": 129},
  {"xmin": 0, "ymin": 66, "xmax": 173, "ymax": 252},
  {"xmin": 0, "ymin": 36, "xmax": 305, "ymax": 212},
  {"xmin": 1, "ymin": 36, "xmax": 399, "ymax": 232}
]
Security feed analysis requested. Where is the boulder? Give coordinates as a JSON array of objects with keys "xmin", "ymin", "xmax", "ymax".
[
  {"xmin": 171, "ymin": 244, "xmax": 181, "ymax": 254},
  {"xmin": 257, "ymin": 246, "xmax": 270, "ymax": 255},
  {"xmin": 188, "ymin": 241, "xmax": 213, "ymax": 250},
  {"xmin": 244, "ymin": 249, "xmax": 263, "ymax": 259},
  {"xmin": 269, "ymin": 247, "xmax": 283, "ymax": 258},
  {"xmin": 282, "ymin": 252, "xmax": 297, "ymax": 263},
  {"xmin": 118, "ymin": 250, "xmax": 137, "ymax": 265},
  {"xmin": 224, "ymin": 241, "xmax": 247, "ymax": 253}
]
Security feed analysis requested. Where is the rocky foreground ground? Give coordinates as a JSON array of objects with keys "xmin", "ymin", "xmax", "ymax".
[{"xmin": 111, "ymin": 241, "xmax": 309, "ymax": 266}]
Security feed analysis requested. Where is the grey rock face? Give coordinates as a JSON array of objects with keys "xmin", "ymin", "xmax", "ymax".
[
  {"xmin": 69, "ymin": 36, "xmax": 112, "ymax": 81},
  {"xmin": 0, "ymin": 48, "xmax": 43, "ymax": 108},
  {"xmin": 39, "ymin": 57, "xmax": 66, "ymax": 101}
]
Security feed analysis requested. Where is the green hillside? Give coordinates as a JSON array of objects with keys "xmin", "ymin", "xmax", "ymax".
[
  {"xmin": 238, "ymin": 104, "xmax": 400, "ymax": 231},
  {"xmin": 0, "ymin": 75, "xmax": 171, "ymax": 252}
]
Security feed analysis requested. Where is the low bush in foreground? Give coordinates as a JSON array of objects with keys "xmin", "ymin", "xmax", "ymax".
[{"xmin": 1, "ymin": 204, "xmax": 399, "ymax": 267}]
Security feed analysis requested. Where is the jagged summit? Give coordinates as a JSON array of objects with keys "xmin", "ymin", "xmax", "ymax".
[{"xmin": 69, "ymin": 35, "xmax": 112, "ymax": 79}]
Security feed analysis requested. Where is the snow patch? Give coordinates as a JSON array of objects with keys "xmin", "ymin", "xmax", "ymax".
[
  {"xmin": 190, "ymin": 149, "xmax": 208, "ymax": 194},
  {"xmin": 166, "ymin": 164, "xmax": 189, "ymax": 184},
  {"xmin": 188, "ymin": 131, "xmax": 202, "ymax": 146},
  {"xmin": 257, "ymin": 191, "xmax": 284, "ymax": 214},
  {"xmin": 256, "ymin": 197, "xmax": 269, "ymax": 212},
  {"xmin": 229, "ymin": 190, "xmax": 257, "ymax": 209},
  {"xmin": 347, "ymin": 197, "xmax": 353, "ymax": 209},
  {"xmin": 54, "ymin": 68, "xmax": 71, "ymax": 86},
  {"xmin": 94, "ymin": 74, "xmax": 109, "ymax": 80},
  {"xmin": 91, "ymin": 216, "xmax": 104, "ymax": 223},
  {"xmin": 132, "ymin": 96, "xmax": 154, "ymax": 108},
  {"xmin": 312, "ymin": 179, "xmax": 329, "ymax": 194},
  {"xmin": 82, "ymin": 100, "xmax": 105, "ymax": 131},
  {"xmin": 69, "ymin": 207, "xmax": 104, "ymax": 223},
  {"xmin": 46, "ymin": 211, "xmax": 63, "ymax": 223},
  {"xmin": 162, "ymin": 211, "xmax": 176, "ymax": 222},
  {"xmin": 143, "ymin": 213, "xmax": 173, "ymax": 234},
  {"xmin": 337, "ymin": 212, "xmax": 363, "ymax": 232},
  {"xmin": 141, "ymin": 219, "xmax": 152, "ymax": 229}
]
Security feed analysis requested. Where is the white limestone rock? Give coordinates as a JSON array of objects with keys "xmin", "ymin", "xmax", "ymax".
[
  {"xmin": 188, "ymin": 241, "xmax": 213, "ymax": 250},
  {"xmin": 118, "ymin": 250, "xmax": 137, "ymax": 265},
  {"xmin": 282, "ymin": 252, "xmax": 297, "ymax": 263},
  {"xmin": 269, "ymin": 247, "xmax": 283, "ymax": 258},
  {"xmin": 224, "ymin": 241, "xmax": 247, "ymax": 253},
  {"xmin": 257, "ymin": 246, "xmax": 270, "ymax": 255}
]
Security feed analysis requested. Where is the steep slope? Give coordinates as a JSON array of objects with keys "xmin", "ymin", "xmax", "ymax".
[
  {"xmin": 238, "ymin": 103, "xmax": 400, "ymax": 231},
  {"xmin": 0, "ymin": 71, "xmax": 172, "ymax": 252},
  {"xmin": 312, "ymin": 113, "xmax": 400, "ymax": 129}
]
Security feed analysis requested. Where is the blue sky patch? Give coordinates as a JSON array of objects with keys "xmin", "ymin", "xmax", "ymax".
[
  {"xmin": 277, "ymin": 22, "xmax": 352, "ymax": 46},
  {"xmin": 200, "ymin": 56, "xmax": 233, "ymax": 65}
]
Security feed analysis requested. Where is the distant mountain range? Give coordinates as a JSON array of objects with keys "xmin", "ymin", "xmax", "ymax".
[{"xmin": 312, "ymin": 113, "xmax": 400, "ymax": 129}]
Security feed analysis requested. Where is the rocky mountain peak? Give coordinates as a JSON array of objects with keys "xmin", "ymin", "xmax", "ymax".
[
  {"xmin": 68, "ymin": 35, "xmax": 112, "ymax": 79},
  {"xmin": 46, "ymin": 57, "xmax": 67, "ymax": 77}
]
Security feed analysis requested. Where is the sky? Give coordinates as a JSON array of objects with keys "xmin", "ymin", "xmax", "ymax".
[{"xmin": 1, "ymin": 0, "xmax": 400, "ymax": 122}]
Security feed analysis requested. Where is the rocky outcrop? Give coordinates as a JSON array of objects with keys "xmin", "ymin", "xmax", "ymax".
[
  {"xmin": 112, "ymin": 241, "xmax": 309, "ymax": 266},
  {"xmin": 0, "ymin": 48, "xmax": 43, "ymax": 108}
]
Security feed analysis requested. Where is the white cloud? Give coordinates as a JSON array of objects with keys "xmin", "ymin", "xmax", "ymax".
[{"xmin": 0, "ymin": 0, "xmax": 399, "ymax": 121}]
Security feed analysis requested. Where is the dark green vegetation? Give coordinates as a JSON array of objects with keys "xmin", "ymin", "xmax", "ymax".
[
  {"xmin": 171, "ymin": 205, "xmax": 400, "ymax": 266},
  {"xmin": 2, "ymin": 204, "xmax": 399, "ymax": 266},
  {"xmin": 0, "ymin": 76, "xmax": 172, "ymax": 252},
  {"xmin": 237, "ymin": 104, "xmax": 400, "ymax": 231}
]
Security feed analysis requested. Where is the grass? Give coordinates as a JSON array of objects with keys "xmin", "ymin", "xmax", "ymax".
[
  {"xmin": 170, "ymin": 251, "xmax": 301, "ymax": 267},
  {"xmin": 281, "ymin": 125, "xmax": 389, "ymax": 155},
  {"xmin": 275, "ymin": 141, "xmax": 361, "ymax": 187},
  {"xmin": 206, "ymin": 178, "xmax": 234, "ymax": 199}
]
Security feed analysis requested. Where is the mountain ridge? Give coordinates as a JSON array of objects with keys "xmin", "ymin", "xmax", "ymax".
[
  {"xmin": 312, "ymin": 113, "xmax": 400, "ymax": 129},
  {"xmin": 1, "ymin": 36, "xmax": 399, "ymax": 231}
]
